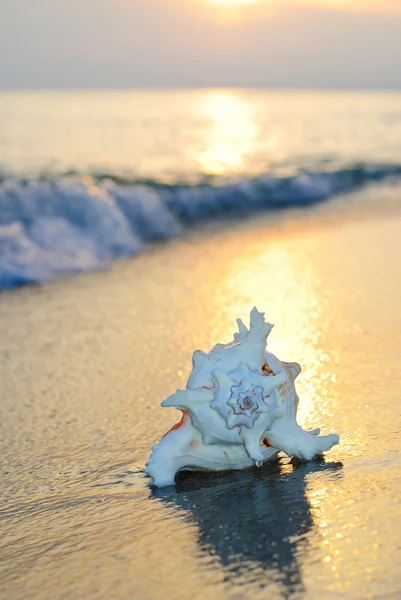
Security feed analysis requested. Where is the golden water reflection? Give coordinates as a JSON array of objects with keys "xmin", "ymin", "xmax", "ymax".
[
  {"xmin": 210, "ymin": 239, "xmax": 338, "ymax": 431},
  {"xmin": 196, "ymin": 91, "xmax": 260, "ymax": 175}
]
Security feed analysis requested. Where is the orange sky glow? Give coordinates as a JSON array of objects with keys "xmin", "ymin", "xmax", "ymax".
[{"xmin": 201, "ymin": 0, "xmax": 401, "ymax": 14}]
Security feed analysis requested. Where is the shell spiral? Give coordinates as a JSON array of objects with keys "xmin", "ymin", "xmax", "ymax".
[{"xmin": 146, "ymin": 308, "xmax": 339, "ymax": 488}]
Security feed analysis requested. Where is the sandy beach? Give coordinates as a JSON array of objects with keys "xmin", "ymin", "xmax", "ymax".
[{"xmin": 1, "ymin": 184, "xmax": 401, "ymax": 600}]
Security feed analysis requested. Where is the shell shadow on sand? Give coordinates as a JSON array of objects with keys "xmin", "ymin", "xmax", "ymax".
[{"xmin": 151, "ymin": 457, "xmax": 343, "ymax": 597}]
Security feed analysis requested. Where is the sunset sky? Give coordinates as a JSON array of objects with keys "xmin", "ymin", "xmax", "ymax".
[{"xmin": 1, "ymin": 0, "xmax": 400, "ymax": 89}]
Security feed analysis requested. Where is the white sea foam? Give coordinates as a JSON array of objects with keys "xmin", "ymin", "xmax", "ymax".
[{"xmin": 0, "ymin": 165, "xmax": 400, "ymax": 289}]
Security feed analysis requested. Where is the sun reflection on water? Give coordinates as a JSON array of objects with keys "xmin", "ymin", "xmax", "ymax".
[
  {"xmin": 211, "ymin": 238, "xmax": 339, "ymax": 430},
  {"xmin": 196, "ymin": 91, "xmax": 260, "ymax": 176}
]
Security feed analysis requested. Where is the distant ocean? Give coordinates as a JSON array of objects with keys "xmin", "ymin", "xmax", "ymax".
[{"xmin": 1, "ymin": 89, "xmax": 401, "ymax": 289}]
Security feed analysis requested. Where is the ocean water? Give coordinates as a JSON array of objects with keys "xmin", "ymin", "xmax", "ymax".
[{"xmin": 1, "ymin": 89, "xmax": 401, "ymax": 289}]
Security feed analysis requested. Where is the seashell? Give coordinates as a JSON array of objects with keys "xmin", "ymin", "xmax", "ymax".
[{"xmin": 146, "ymin": 308, "xmax": 339, "ymax": 488}]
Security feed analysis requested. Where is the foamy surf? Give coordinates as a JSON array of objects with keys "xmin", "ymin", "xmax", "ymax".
[{"xmin": 0, "ymin": 164, "xmax": 400, "ymax": 290}]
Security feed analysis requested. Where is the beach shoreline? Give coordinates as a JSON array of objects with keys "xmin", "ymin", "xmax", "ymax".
[{"xmin": 1, "ymin": 186, "xmax": 401, "ymax": 599}]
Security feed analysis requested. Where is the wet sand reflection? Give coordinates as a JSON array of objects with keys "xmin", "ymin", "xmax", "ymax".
[{"xmin": 153, "ymin": 459, "xmax": 342, "ymax": 597}]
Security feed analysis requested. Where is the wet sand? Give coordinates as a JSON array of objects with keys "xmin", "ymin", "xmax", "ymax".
[{"xmin": 1, "ymin": 185, "xmax": 401, "ymax": 600}]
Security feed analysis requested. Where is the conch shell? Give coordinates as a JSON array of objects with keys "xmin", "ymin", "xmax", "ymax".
[{"xmin": 146, "ymin": 308, "xmax": 339, "ymax": 487}]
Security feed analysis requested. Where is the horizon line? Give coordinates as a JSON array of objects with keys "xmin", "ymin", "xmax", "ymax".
[{"xmin": 1, "ymin": 85, "xmax": 401, "ymax": 93}]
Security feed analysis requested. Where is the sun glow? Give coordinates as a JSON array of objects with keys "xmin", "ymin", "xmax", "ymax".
[
  {"xmin": 203, "ymin": 0, "xmax": 268, "ymax": 16},
  {"xmin": 202, "ymin": 0, "xmax": 399, "ymax": 12},
  {"xmin": 207, "ymin": 0, "xmax": 265, "ymax": 5}
]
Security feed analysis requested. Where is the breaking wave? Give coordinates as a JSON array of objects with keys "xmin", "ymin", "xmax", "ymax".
[{"xmin": 1, "ymin": 164, "xmax": 400, "ymax": 290}]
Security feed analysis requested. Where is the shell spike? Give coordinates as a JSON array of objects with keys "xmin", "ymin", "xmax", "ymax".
[
  {"xmin": 286, "ymin": 361, "xmax": 301, "ymax": 381},
  {"xmin": 192, "ymin": 350, "xmax": 207, "ymax": 368},
  {"xmin": 267, "ymin": 421, "xmax": 339, "ymax": 461},
  {"xmin": 212, "ymin": 370, "xmax": 233, "ymax": 390},
  {"xmin": 241, "ymin": 427, "xmax": 265, "ymax": 463},
  {"xmin": 234, "ymin": 318, "xmax": 248, "ymax": 342},
  {"xmin": 261, "ymin": 371, "xmax": 287, "ymax": 397},
  {"xmin": 249, "ymin": 307, "xmax": 274, "ymax": 336},
  {"xmin": 244, "ymin": 307, "xmax": 274, "ymax": 351},
  {"xmin": 161, "ymin": 389, "xmax": 184, "ymax": 408},
  {"xmin": 234, "ymin": 308, "xmax": 275, "ymax": 369},
  {"xmin": 161, "ymin": 388, "xmax": 214, "ymax": 409}
]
